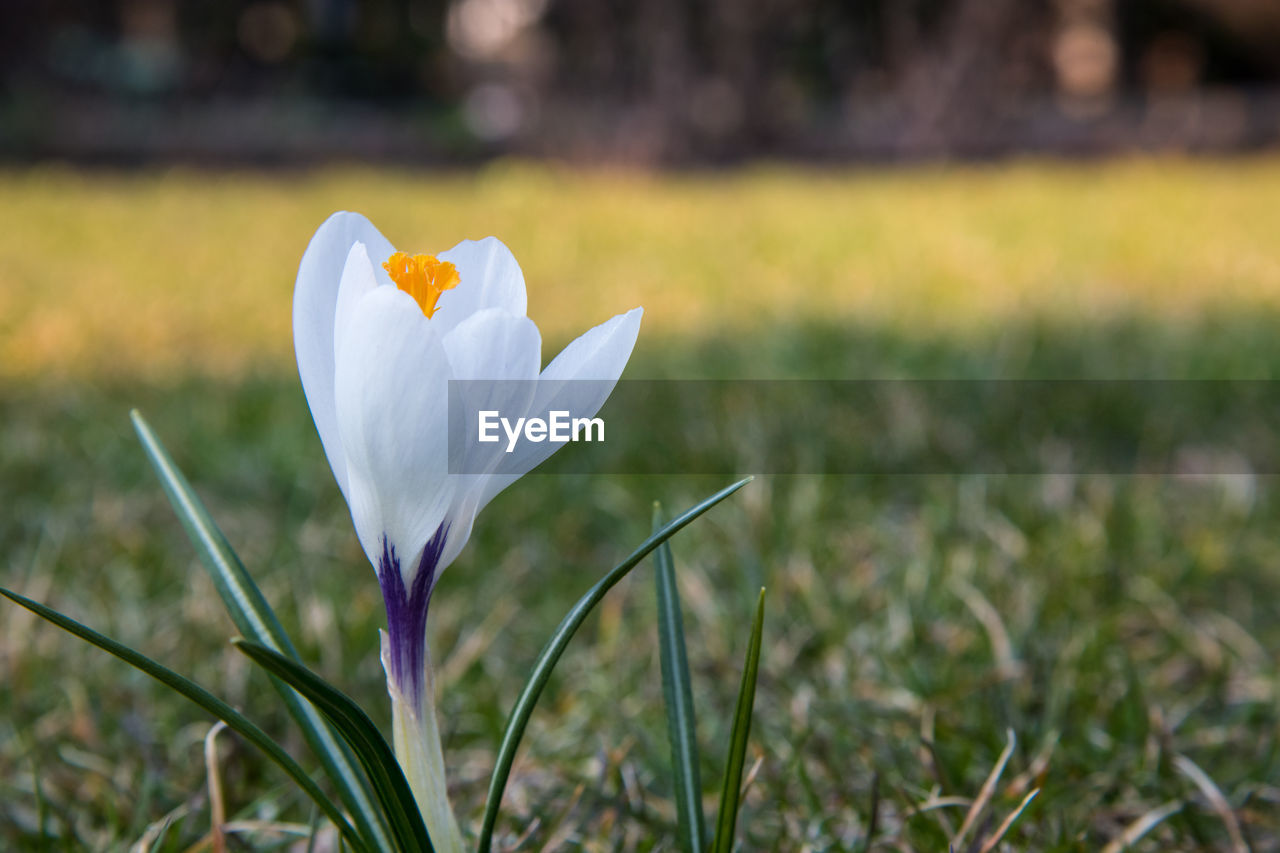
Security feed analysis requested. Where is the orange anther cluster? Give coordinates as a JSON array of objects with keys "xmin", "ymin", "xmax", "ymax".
[{"xmin": 383, "ymin": 252, "xmax": 460, "ymax": 318}]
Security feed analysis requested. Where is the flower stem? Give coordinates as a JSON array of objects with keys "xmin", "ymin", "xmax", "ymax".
[{"xmin": 382, "ymin": 632, "xmax": 466, "ymax": 853}]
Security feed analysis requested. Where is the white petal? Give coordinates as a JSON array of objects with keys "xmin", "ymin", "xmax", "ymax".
[
  {"xmin": 436, "ymin": 308, "xmax": 543, "ymax": 568},
  {"xmin": 335, "ymin": 286, "xmax": 456, "ymax": 574},
  {"xmin": 442, "ymin": 308, "xmax": 543, "ymax": 478},
  {"xmin": 294, "ymin": 212, "xmax": 396, "ymax": 501},
  {"xmin": 540, "ymin": 306, "xmax": 644, "ymax": 383},
  {"xmin": 334, "ymin": 242, "xmax": 379, "ymax": 359},
  {"xmin": 437, "ymin": 496, "xmax": 482, "ymax": 572},
  {"xmin": 433, "ymin": 237, "xmax": 528, "ymax": 336},
  {"xmin": 477, "ymin": 306, "xmax": 643, "ymax": 510},
  {"xmin": 442, "ymin": 307, "xmax": 542, "ymax": 382}
]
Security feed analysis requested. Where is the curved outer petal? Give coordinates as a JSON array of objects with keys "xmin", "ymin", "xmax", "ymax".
[
  {"xmin": 433, "ymin": 237, "xmax": 528, "ymax": 337},
  {"xmin": 335, "ymin": 285, "xmax": 456, "ymax": 575},
  {"xmin": 476, "ymin": 306, "xmax": 643, "ymax": 512},
  {"xmin": 334, "ymin": 242, "xmax": 379, "ymax": 360},
  {"xmin": 442, "ymin": 306, "xmax": 543, "ymax": 478},
  {"xmin": 442, "ymin": 306, "xmax": 542, "ymax": 383},
  {"xmin": 437, "ymin": 307, "xmax": 543, "ymax": 569},
  {"xmin": 294, "ymin": 212, "xmax": 396, "ymax": 501}
]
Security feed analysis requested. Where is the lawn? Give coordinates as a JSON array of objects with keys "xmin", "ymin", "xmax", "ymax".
[
  {"xmin": 2, "ymin": 160, "xmax": 1279, "ymax": 851},
  {"xmin": 4, "ymin": 158, "xmax": 1280, "ymax": 381}
]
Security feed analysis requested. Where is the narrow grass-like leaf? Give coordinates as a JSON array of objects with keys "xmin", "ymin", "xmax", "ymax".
[
  {"xmin": 29, "ymin": 753, "xmax": 50, "ymax": 853},
  {"xmin": 232, "ymin": 639, "xmax": 433, "ymax": 853},
  {"xmin": 0, "ymin": 587, "xmax": 368, "ymax": 853},
  {"xmin": 711, "ymin": 587, "xmax": 766, "ymax": 853},
  {"xmin": 653, "ymin": 502, "xmax": 707, "ymax": 853},
  {"xmin": 477, "ymin": 477, "xmax": 752, "ymax": 853},
  {"xmin": 130, "ymin": 410, "xmax": 392, "ymax": 852}
]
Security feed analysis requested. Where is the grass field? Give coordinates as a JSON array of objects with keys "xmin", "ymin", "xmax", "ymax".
[
  {"xmin": 2, "ymin": 160, "xmax": 1280, "ymax": 851},
  {"xmin": 5, "ymin": 158, "xmax": 1280, "ymax": 380}
]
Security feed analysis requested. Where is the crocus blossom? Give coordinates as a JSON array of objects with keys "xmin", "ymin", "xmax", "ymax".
[{"xmin": 294, "ymin": 211, "xmax": 641, "ymax": 848}]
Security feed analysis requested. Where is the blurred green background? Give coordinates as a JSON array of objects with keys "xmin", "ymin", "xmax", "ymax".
[{"xmin": 3, "ymin": 159, "xmax": 1280, "ymax": 850}]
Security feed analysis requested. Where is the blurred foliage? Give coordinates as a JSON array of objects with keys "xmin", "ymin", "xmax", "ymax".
[
  {"xmin": 8, "ymin": 0, "xmax": 1280, "ymax": 102},
  {"xmin": 3, "ymin": 1, "xmax": 1280, "ymax": 160}
]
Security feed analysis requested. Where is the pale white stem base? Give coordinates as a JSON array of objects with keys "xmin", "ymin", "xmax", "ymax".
[{"xmin": 381, "ymin": 631, "xmax": 466, "ymax": 853}]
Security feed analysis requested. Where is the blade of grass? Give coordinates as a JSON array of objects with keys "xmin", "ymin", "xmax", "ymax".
[
  {"xmin": 0, "ymin": 587, "xmax": 369, "ymax": 853},
  {"xmin": 653, "ymin": 502, "xmax": 707, "ymax": 853},
  {"xmin": 978, "ymin": 788, "xmax": 1040, "ymax": 853},
  {"xmin": 711, "ymin": 587, "xmax": 766, "ymax": 853},
  {"xmin": 1099, "ymin": 800, "xmax": 1184, "ymax": 853},
  {"xmin": 477, "ymin": 476, "xmax": 753, "ymax": 853},
  {"xmin": 232, "ymin": 639, "xmax": 432, "ymax": 853},
  {"xmin": 30, "ymin": 753, "xmax": 49, "ymax": 853},
  {"xmin": 1174, "ymin": 754, "xmax": 1248, "ymax": 853},
  {"xmin": 130, "ymin": 410, "xmax": 393, "ymax": 852},
  {"xmin": 953, "ymin": 728, "xmax": 1016, "ymax": 851}
]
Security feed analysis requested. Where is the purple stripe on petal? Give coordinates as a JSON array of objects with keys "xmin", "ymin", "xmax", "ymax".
[{"xmin": 378, "ymin": 524, "xmax": 449, "ymax": 706}]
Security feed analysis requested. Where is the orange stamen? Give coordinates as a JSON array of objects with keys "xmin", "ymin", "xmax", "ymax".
[{"xmin": 382, "ymin": 251, "xmax": 460, "ymax": 318}]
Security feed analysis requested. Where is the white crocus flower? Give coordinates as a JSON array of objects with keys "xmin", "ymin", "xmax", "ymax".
[{"xmin": 293, "ymin": 211, "xmax": 642, "ymax": 850}]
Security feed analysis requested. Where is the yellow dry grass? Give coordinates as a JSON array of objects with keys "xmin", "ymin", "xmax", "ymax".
[{"xmin": 2, "ymin": 157, "xmax": 1279, "ymax": 379}]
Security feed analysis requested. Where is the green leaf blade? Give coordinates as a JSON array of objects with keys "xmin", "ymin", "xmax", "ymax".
[
  {"xmin": 0, "ymin": 587, "xmax": 369, "ymax": 853},
  {"xmin": 232, "ymin": 639, "xmax": 433, "ymax": 853},
  {"xmin": 653, "ymin": 503, "xmax": 707, "ymax": 853},
  {"xmin": 477, "ymin": 476, "xmax": 752, "ymax": 853},
  {"xmin": 130, "ymin": 410, "xmax": 393, "ymax": 852},
  {"xmin": 712, "ymin": 587, "xmax": 766, "ymax": 853}
]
